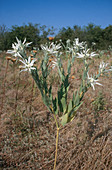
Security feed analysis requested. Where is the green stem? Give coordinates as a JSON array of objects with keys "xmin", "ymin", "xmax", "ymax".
[
  {"xmin": 54, "ymin": 126, "xmax": 59, "ymax": 170},
  {"xmin": 54, "ymin": 114, "xmax": 59, "ymax": 129},
  {"xmin": 53, "ymin": 114, "xmax": 59, "ymax": 170}
]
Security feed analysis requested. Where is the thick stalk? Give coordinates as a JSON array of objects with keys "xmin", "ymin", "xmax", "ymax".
[
  {"xmin": 53, "ymin": 115, "xmax": 59, "ymax": 170},
  {"xmin": 54, "ymin": 127, "xmax": 59, "ymax": 170}
]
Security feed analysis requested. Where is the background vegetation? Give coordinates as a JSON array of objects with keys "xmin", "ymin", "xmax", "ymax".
[{"xmin": 0, "ymin": 23, "xmax": 112, "ymax": 51}]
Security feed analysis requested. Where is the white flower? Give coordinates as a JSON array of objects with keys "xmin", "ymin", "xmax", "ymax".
[
  {"xmin": 109, "ymin": 66, "xmax": 112, "ymax": 71},
  {"xmin": 76, "ymin": 51, "xmax": 85, "ymax": 58},
  {"xmin": 66, "ymin": 39, "xmax": 71, "ymax": 44},
  {"xmin": 99, "ymin": 61, "xmax": 109, "ymax": 73},
  {"xmin": 59, "ymin": 39, "xmax": 62, "ymax": 42},
  {"xmin": 89, "ymin": 52, "xmax": 98, "ymax": 58},
  {"xmin": 66, "ymin": 38, "xmax": 86, "ymax": 54},
  {"xmin": 7, "ymin": 43, "xmax": 22, "ymax": 57},
  {"xmin": 19, "ymin": 56, "xmax": 36, "ymax": 73},
  {"xmin": 73, "ymin": 38, "xmax": 84, "ymax": 49},
  {"xmin": 105, "ymin": 66, "xmax": 112, "ymax": 72},
  {"xmin": 87, "ymin": 73, "xmax": 103, "ymax": 90},
  {"xmin": 77, "ymin": 49, "xmax": 97, "ymax": 59},
  {"xmin": 67, "ymin": 47, "xmax": 74, "ymax": 53},
  {"xmin": 51, "ymin": 58, "xmax": 58, "ymax": 69},
  {"xmin": 7, "ymin": 37, "xmax": 32, "ymax": 58},
  {"xmin": 16, "ymin": 37, "xmax": 32, "ymax": 48},
  {"xmin": 92, "ymin": 42, "xmax": 96, "ymax": 46},
  {"xmin": 41, "ymin": 42, "xmax": 62, "ymax": 54}
]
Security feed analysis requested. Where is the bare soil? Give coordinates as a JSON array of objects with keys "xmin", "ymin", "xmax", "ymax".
[{"xmin": 0, "ymin": 52, "xmax": 112, "ymax": 170}]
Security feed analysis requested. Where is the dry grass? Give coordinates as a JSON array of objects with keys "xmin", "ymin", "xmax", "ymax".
[{"xmin": 0, "ymin": 52, "xmax": 112, "ymax": 169}]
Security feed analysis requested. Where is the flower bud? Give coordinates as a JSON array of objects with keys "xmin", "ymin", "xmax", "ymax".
[
  {"xmin": 30, "ymin": 54, "xmax": 34, "ymax": 57},
  {"xmin": 33, "ymin": 50, "xmax": 37, "ymax": 53},
  {"xmin": 71, "ymin": 76, "xmax": 75, "ymax": 79},
  {"xmin": 6, "ymin": 56, "xmax": 11, "ymax": 60},
  {"xmin": 11, "ymin": 58, "xmax": 16, "ymax": 62},
  {"xmin": 48, "ymin": 37, "xmax": 54, "ymax": 41},
  {"xmin": 49, "ymin": 58, "xmax": 53, "ymax": 62},
  {"xmin": 31, "ymin": 58, "xmax": 36, "ymax": 61}
]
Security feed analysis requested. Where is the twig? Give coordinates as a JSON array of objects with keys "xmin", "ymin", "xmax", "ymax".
[
  {"xmin": 1, "ymin": 57, "xmax": 10, "ymax": 115},
  {"xmin": 14, "ymin": 71, "xmax": 21, "ymax": 114},
  {"xmin": 29, "ymin": 79, "xmax": 34, "ymax": 112}
]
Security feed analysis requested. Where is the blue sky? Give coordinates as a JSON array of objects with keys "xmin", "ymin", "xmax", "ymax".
[{"xmin": 0, "ymin": 0, "xmax": 112, "ymax": 31}]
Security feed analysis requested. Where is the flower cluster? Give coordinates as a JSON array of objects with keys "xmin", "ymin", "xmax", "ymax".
[
  {"xmin": 7, "ymin": 37, "xmax": 32, "ymax": 58},
  {"xmin": 41, "ymin": 42, "xmax": 62, "ymax": 55},
  {"xmin": 73, "ymin": 38, "xmax": 84, "ymax": 50},
  {"xmin": 66, "ymin": 38, "xmax": 84, "ymax": 54},
  {"xmin": 77, "ymin": 48, "xmax": 97, "ymax": 59},
  {"xmin": 99, "ymin": 61, "xmax": 109, "ymax": 73},
  {"xmin": 51, "ymin": 58, "xmax": 58, "ymax": 69},
  {"xmin": 87, "ymin": 73, "xmax": 103, "ymax": 90},
  {"xmin": 7, "ymin": 37, "xmax": 36, "ymax": 73},
  {"xmin": 66, "ymin": 38, "xmax": 97, "ymax": 60},
  {"xmin": 19, "ymin": 56, "xmax": 36, "ymax": 73},
  {"xmin": 7, "ymin": 37, "xmax": 112, "ymax": 89}
]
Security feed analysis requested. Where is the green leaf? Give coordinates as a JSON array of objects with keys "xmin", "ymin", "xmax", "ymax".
[
  {"xmin": 71, "ymin": 56, "xmax": 75, "ymax": 64},
  {"xmin": 49, "ymin": 85, "xmax": 52, "ymax": 101},
  {"xmin": 67, "ymin": 59, "xmax": 71, "ymax": 75},
  {"xmin": 60, "ymin": 113, "xmax": 68, "ymax": 126},
  {"xmin": 58, "ymin": 86, "xmax": 64, "ymax": 112},
  {"xmin": 61, "ymin": 97, "xmax": 67, "ymax": 113},
  {"xmin": 72, "ymin": 92, "xmax": 75, "ymax": 105},
  {"xmin": 42, "ymin": 95, "xmax": 48, "ymax": 107},
  {"xmin": 52, "ymin": 97, "xmax": 58, "ymax": 115},
  {"xmin": 64, "ymin": 75, "xmax": 69, "ymax": 89},
  {"xmin": 68, "ymin": 102, "xmax": 83, "ymax": 121},
  {"xmin": 74, "ymin": 90, "xmax": 80, "ymax": 106},
  {"xmin": 43, "ymin": 81, "xmax": 48, "ymax": 94},
  {"xmin": 68, "ymin": 99, "xmax": 72, "ymax": 113},
  {"xmin": 31, "ymin": 68, "xmax": 42, "ymax": 94}
]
